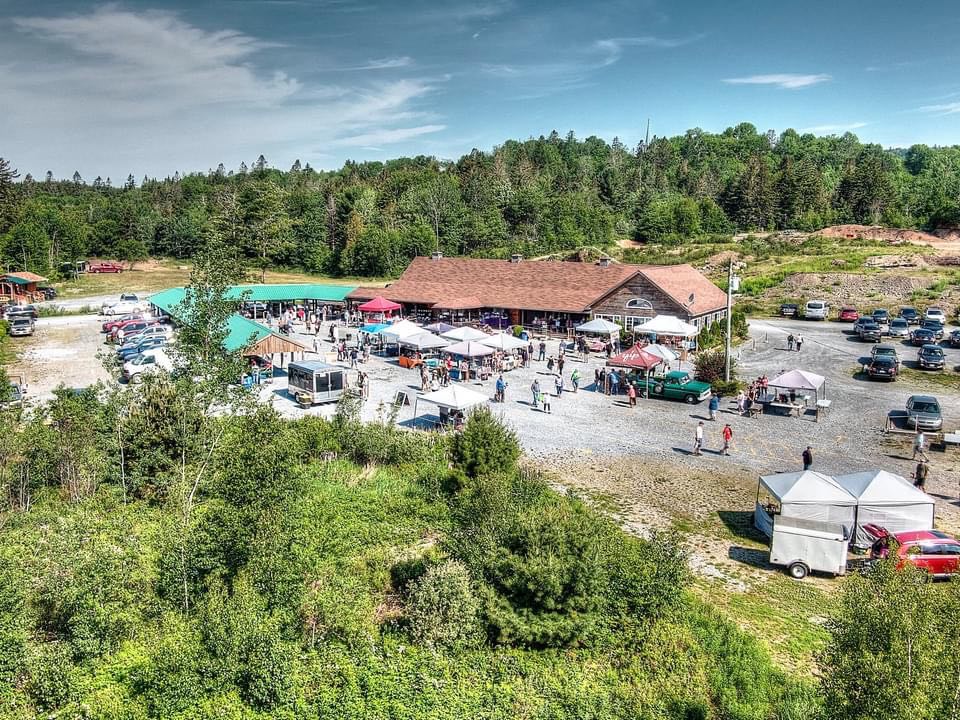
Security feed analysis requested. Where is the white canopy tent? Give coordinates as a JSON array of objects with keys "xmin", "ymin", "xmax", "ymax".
[
  {"xmin": 413, "ymin": 385, "xmax": 490, "ymax": 426},
  {"xmin": 754, "ymin": 471, "xmax": 857, "ymax": 537},
  {"xmin": 768, "ymin": 369, "xmax": 827, "ymax": 400},
  {"xmin": 445, "ymin": 340, "xmax": 495, "ymax": 358},
  {"xmin": 577, "ymin": 318, "xmax": 621, "ymax": 335},
  {"xmin": 642, "ymin": 343, "xmax": 679, "ymax": 363},
  {"xmin": 637, "ymin": 315, "xmax": 699, "ymax": 338},
  {"xmin": 397, "ymin": 332, "xmax": 451, "ymax": 351},
  {"xmin": 835, "ymin": 470, "xmax": 935, "ymax": 547},
  {"xmin": 379, "ymin": 319, "xmax": 423, "ymax": 342},
  {"xmin": 441, "ymin": 326, "xmax": 489, "ymax": 342},
  {"xmin": 479, "ymin": 332, "xmax": 528, "ymax": 351}
]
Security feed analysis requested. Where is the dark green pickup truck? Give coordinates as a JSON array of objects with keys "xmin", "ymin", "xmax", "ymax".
[{"xmin": 633, "ymin": 370, "xmax": 712, "ymax": 404}]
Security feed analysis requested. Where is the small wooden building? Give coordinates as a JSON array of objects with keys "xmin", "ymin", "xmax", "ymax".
[{"xmin": 0, "ymin": 272, "xmax": 48, "ymax": 304}]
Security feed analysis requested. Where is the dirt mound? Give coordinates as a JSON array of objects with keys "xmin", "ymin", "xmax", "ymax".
[
  {"xmin": 817, "ymin": 224, "xmax": 943, "ymax": 245},
  {"xmin": 933, "ymin": 228, "xmax": 960, "ymax": 242},
  {"xmin": 777, "ymin": 272, "xmax": 928, "ymax": 305}
]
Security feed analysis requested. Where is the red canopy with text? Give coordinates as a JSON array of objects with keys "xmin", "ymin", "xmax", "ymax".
[
  {"xmin": 358, "ymin": 296, "xmax": 402, "ymax": 313},
  {"xmin": 607, "ymin": 345, "xmax": 662, "ymax": 370}
]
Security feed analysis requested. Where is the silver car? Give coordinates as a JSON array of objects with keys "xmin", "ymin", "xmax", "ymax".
[
  {"xmin": 8, "ymin": 317, "xmax": 34, "ymax": 336},
  {"xmin": 888, "ymin": 318, "xmax": 910, "ymax": 339},
  {"xmin": 906, "ymin": 395, "xmax": 943, "ymax": 431}
]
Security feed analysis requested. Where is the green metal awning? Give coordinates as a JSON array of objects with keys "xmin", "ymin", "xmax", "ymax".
[
  {"xmin": 149, "ymin": 284, "xmax": 356, "ymax": 315},
  {"xmin": 224, "ymin": 315, "xmax": 272, "ymax": 353}
]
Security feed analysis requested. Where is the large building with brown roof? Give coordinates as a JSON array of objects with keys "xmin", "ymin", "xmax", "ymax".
[{"xmin": 348, "ymin": 255, "xmax": 727, "ymax": 332}]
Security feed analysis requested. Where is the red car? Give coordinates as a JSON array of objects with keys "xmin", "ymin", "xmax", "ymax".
[
  {"xmin": 838, "ymin": 306, "xmax": 859, "ymax": 322},
  {"xmin": 88, "ymin": 261, "xmax": 124, "ymax": 273},
  {"xmin": 101, "ymin": 313, "xmax": 144, "ymax": 333},
  {"xmin": 867, "ymin": 525, "xmax": 960, "ymax": 579},
  {"xmin": 108, "ymin": 319, "xmax": 156, "ymax": 343}
]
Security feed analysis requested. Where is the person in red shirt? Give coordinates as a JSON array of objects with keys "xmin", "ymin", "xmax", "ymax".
[{"xmin": 721, "ymin": 424, "xmax": 733, "ymax": 455}]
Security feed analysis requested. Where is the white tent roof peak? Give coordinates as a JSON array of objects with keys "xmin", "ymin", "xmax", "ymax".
[
  {"xmin": 769, "ymin": 369, "xmax": 825, "ymax": 392},
  {"xmin": 445, "ymin": 340, "xmax": 495, "ymax": 357},
  {"xmin": 398, "ymin": 332, "xmax": 451, "ymax": 350},
  {"xmin": 638, "ymin": 314, "xmax": 699, "ymax": 337},
  {"xmin": 835, "ymin": 470, "xmax": 933, "ymax": 505},
  {"xmin": 441, "ymin": 326, "xmax": 489, "ymax": 342},
  {"xmin": 479, "ymin": 332, "xmax": 528, "ymax": 350},
  {"xmin": 379, "ymin": 319, "xmax": 423, "ymax": 340},
  {"xmin": 419, "ymin": 384, "xmax": 489, "ymax": 410},
  {"xmin": 760, "ymin": 471, "xmax": 856, "ymax": 505},
  {"xmin": 577, "ymin": 318, "xmax": 621, "ymax": 334}
]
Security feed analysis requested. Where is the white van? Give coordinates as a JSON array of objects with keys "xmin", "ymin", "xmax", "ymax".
[
  {"xmin": 122, "ymin": 348, "xmax": 173, "ymax": 383},
  {"xmin": 804, "ymin": 300, "xmax": 828, "ymax": 320}
]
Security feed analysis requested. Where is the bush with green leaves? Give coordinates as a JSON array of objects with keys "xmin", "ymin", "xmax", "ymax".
[
  {"xmin": 694, "ymin": 348, "xmax": 736, "ymax": 384},
  {"xmin": 406, "ymin": 560, "xmax": 482, "ymax": 650},
  {"xmin": 450, "ymin": 406, "xmax": 520, "ymax": 481}
]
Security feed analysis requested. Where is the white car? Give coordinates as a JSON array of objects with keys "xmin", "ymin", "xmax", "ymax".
[
  {"xmin": 925, "ymin": 307, "xmax": 946, "ymax": 324},
  {"xmin": 804, "ymin": 300, "xmax": 828, "ymax": 320},
  {"xmin": 122, "ymin": 348, "xmax": 173, "ymax": 383},
  {"xmin": 103, "ymin": 300, "xmax": 146, "ymax": 316},
  {"xmin": 123, "ymin": 325, "xmax": 172, "ymax": 344}
]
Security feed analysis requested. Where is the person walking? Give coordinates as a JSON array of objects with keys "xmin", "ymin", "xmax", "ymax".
[
  {"xmin": 570, "ymin": 368, "xmax": 581, "ymax": 393},
  {"xmin": 495, "ymin": 374, "xmax": 506, "ymax": 403},
  {"xmin": 708, "ymin": 393, "xmax": 720, "ymax": 421},
  {"xmin": 554, "ymin": 374, "xmax": 563, "ymax": 397},
  {"xmin": 609, "ymin": 370, "xmax": 620, "ymax": 397},
  {"xmin": 802, "ymin": 446, "xmax": 813, "ymax": 470},
  {"xmin": 627, "ymin": 382, "xmax": 637, "ymax": 408},
  {"xmin": 912, "ymin": 460, "xmax": 929, "ymax": 490},
  {"xmin": 557, "ymin": 355, "xmax": 565, "ymax": 376},
  {"xmin": 350, "ymin": 347, "xmax": 359, "ymax": 368},
  {"xmin": 538, "ymin": 339, "xmax": 546, "ymax": 361},
  {"xmin": 531, "ymin": 379, "xmax": 541, "ymax": 409},
  {"xmin": 736, "ymin": 391, "xmax": 746, "ymax": 416},
  {"xmin": 913, "ymin": 431, "xmax": 929, "ymax": 461},
  {"xmin": 693, "ymin": 421, "xmax": 704, "ymax": 456},
  {"xmin": 313, "ymin": 336, "xmax": 321, "ymax": 355},
  {"xmin": 795, "ymin": 334, "xmax": 804, "ymax": 352},
  {"xmin": 787, "ymin": 333, "xmax": 795, "ymax": 351},
  {"xmin": 358, "ymin": 371, "xmax": 369, "ymax": 400},
  {"xmin": 721, "ymin": 423, "xmax": 733, "ymax": 456},
  {"xmin": 541, "ymin": 390, "xmax": 552, "ymax": 414}
]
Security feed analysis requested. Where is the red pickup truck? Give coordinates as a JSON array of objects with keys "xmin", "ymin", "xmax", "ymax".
[{"xmin": 88, "ymin": 261, "xmax": 124, "ymax": 273}]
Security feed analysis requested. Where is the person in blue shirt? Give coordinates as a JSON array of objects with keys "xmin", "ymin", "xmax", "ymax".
[
  {"xmin": 495, "ymin": 374, "xmax": 506, "ymax": 403},
  {"xmin": 709, "ymin": 393, "xmax": 720, "ymax": 421},
  {"xmin": 609, "ymin": 370, "xmax": 620, "ymax": 396}
]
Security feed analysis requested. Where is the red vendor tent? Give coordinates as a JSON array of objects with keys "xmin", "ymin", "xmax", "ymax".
[
  {"xmin": 358, "ymin": 296, "xmax": 402, "ymax": 313},
  {"xmin": 607, "ymin": 345, "xmax": 662, "ymax": 370}
]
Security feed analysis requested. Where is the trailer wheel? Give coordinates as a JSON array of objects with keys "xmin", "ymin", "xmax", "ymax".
[{"xmin": 788, "ymin": 562, "xmax": 809, "ymax": 580}]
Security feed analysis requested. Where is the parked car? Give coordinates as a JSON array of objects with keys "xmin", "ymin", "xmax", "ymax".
[
  {"xmin": 779, "ymin": 303, "xmax": 798, "ymax": 318},
  {"xmin": 122, "ymin": 348, "xmax": 173, "ymax": 383},
  {"xmin": 241, "ymin": 302, "xmax": 268, "ymax": 319},
  {"xmin": 949, "ymin": 329, "xmax": 960, "ymax": 348},
  {"xmin": 898, "ymin": 306, "xmax": 921, "ymax": 324},
  {"xmin": 122, "ymin": 325, "xmax": 171, "ymax": 344},
  {"xmin": 866, "ymin": 526, "xmax": 960, "ymax": 579},
  {"xmin": 1, "ymin": 375, "xmax": 27, "ymax": 409},
  {"xmin": 101, "ymin": 313, "xmax": 144, "ymax": 333},
  {"xmin": 37, "ymin": 286, "xmax": 57, "ymax": 300},
  {"xmin": 871, "ymin": 344, "xmax": 901, "ymax": 369},
  {"xmin": 919, "ymin": 320, "xmax": 944, "ymax": 341},
  {"xmin": 910, "ymin": 328, "xmax": 937, "ymax": 346},
  {"xmin": 925, "ymin": 307, "xmax": 947, "ymax": 324},
  {"xmin": 111, "ymin": 320, "xmax": 158, "ymax": 344},
  {"xmin": 4, "ymin": 304, "xmax": 38, "ymax": 320},
  {"xmin": 917, "ymin": 344, "xmax": 945, "ymax": 370},
  {"xmin": 837, "ymin": 306, "xmax": 859, "ymax": 322},
  {"xmin": 906, "ymin": 395, "xmax": 943, "ymax": 431},
  {"xmin": 852, "ymin": 316, "xmax": 875, "ymax": 334},
  {"xmin": 88, "ymin": 261, "xmax": 124, "ymax": 273},
  {"xmin": 857, "ymin": 320, "xmax": 882, "ymax": 342},
  {"xmin": 102, "ymin": 300, "xmax": 145, "ymax": 316},
  {"xmin": 888, "ymin": 317, "xmax": 910, "ymax": 339},
  {"xmin": 804, "ymin": 300, "xmax": 828, "ymax": 320},
  {"xmin": 871, "ymin": 309, "xmax": 889, "ymax": 333},
  {"xmin": 633, "ymin": 371, "xmax": 712, "ymax": 404},
  {"xmin": 8, "ymin": 317, "xmax": 35, "ymax": 337},
  {"xmin": 866, "ymin": 356, "xmax": 898, "ymax": 380},
  {"xmin": 117, "ymin": 336, "xmax": 168, "ymax": 361}
]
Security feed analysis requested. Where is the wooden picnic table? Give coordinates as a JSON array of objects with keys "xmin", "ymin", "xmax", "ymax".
[{"xmin": 764, "ymin": 401, "xmax": 803, "ymax": 418}]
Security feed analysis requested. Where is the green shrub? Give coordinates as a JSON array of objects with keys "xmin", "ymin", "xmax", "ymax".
[
  {"xmin": 694, "ymin": 348, "xmax": 735, "ymax": 384},
  {"xmin": 711, "ymin": 379, "xmax": 744, "ymax": 396},
  {"xmin": 450, "ymin": 406, "xmax": 520, "ymax": 480},
  {"xmin": 406, "ymin": 560, "xmax": 482, "ymax": 649}
]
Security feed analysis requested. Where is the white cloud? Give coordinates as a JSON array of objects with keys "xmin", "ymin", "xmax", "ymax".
[
  {"xmin": 1, "ymin": 7, "xmax": 445, "ymax": 177},
  {"xmin": 919, "ymin": 101, "xmax": 960, "ymax": 115},
  {"xmin": 723, "ymin": 73, "xmax": 831, "ymax": 89},
  {"xmin": 594, "ymin": 35, "xmax": 703, "ymax": 66},
  {"xmin": 352, "ymin": 56, "xmax": 413, "ymax": 70},
  {"xmin": 799, "ymin": 122, "xmax": 868, "ymax": 134}
]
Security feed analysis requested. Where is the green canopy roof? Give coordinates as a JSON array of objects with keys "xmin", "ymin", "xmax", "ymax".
[
  {"xmin": 149, "ymin": 283, "xmax": 355, "ymax": 315},
  {"xmin": 224, "ymin": 315, "xmax": 272, "ymax": 353}
]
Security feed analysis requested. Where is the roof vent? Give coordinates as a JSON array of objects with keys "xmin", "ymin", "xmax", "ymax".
[
  {"xmin": 510, "ymin": 253, "xmax": 523, "ymax": 263},
  {"xmin": 598, "ymin": 257, "xmax": 611, "ymax": 268},
  {"xmin": 430, "ymin": 251, "xmax": 443, "ymax": 260}
]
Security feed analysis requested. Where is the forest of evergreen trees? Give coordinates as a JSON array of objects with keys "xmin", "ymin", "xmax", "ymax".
[{"xmin": 2, "ymin": 122, "xmax": 959, "ymax": 279}]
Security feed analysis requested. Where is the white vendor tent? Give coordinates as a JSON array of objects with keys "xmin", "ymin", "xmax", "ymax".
[
  {"xmin": 479, "ymin": 332, "xmax": 528, "ymax": 351},
  {"xmin": 638, "ymin": 314, "xmax": 699, "ymax": 337},
  {"xmin": 754, "ymin": 471, "xmax": 857, "ymax": 537},
  {"xmin": 445, "ymin": 340, "xmax": 495, "ymax": 358},
  {"xmin": 642, "ymin": 343, "xmax": 679, "ymax": 363},
  {"xmin": 398, "ymin": 332, "xmax": 451, "ymax": 351},
  {"xmin": 835, "ymin": 470, "xmax": 935, "ymax": 547},
  {"xmin": 413, "ymin": 385, "xmax": 489, "ymax": 425},
  {"xmin": 441, "ymin": 326, "xmax": 489, "ymax": 342},
  {"xmin": 768, "ymin": 369, "xmax": 827, "ymax": 400},
  {"xmin": 379, "ymin": 319, "xmax": 423, "ymax": 342},
  {"xmin": 577, "ymin": 318, "xmax": 621, "ymax": 335}
]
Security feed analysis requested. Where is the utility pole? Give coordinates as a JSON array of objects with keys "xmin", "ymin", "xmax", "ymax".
[{"xmin": 724, "ymin": 258, "xmax": 733, "ymax": 381}]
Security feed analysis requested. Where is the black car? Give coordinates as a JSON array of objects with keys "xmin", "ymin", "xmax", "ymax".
[
  {"xmin": 911, "ymin": 328, "xmax": 937, "ymax": 346},
  {"xmin": 37, "ymin": 286, "xmax": 57, "ymax": 300},
  {"xmin": 779, "ymin": 303, "xmax": 798, "ymax": 318},
  {"xmin": 920, "ymin": 320, "xmax": 944, "ymax": 340},
  {"xmin": 949, "ymin": 329, "xmax": 960, "ymax": 348},
  {"xmin": 898, "ymin": 307, "xmax": 921, "ymax": 324},
  {"xmin": 917, "ymin": 344, "xmax": 946, "ymax": 370},
  {"xmin": 866, "ymin": 356, "xmax": 898, "ymax": 381},
  {"xmin": 858, "ymin": 321, "xmax": 882, "ymax": 342},
  {"xmin": 4, "ymin": 304, "xmax": 38, "ymax": 320}
]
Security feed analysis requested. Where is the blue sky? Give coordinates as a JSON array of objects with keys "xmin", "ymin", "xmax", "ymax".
[{"xmin": 2, "ymin": 0, "xmax": 959, "ymax": 180}]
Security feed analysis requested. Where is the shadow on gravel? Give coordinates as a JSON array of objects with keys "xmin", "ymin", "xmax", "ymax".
[
  {"xmin": 717, "ymin": 510, "xmax": 768, "ymax": 544},
  {"xmin": 728, "ymin": 546, "xmax": 772, "ymax": 570}
]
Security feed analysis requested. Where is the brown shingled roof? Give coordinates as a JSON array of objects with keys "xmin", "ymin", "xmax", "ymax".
[{"xmin": 347, "ymin": 257, "xmax": 726, "ymax": 316}]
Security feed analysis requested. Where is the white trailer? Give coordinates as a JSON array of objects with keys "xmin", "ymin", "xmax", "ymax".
[{"xmin": 769, "ymin": 515, "xmax": 849, "ymax": 579}]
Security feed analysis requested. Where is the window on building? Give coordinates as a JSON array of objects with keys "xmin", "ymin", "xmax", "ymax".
[
  {"xmin": 594, "ymin": 313, "xmax": 622, "ymax": 324},
  {"xmin": 624, "ymin": 316, "xmax": 649, "ymax": 331},
  {"xmin": 625, "ymin": 298, "xmax": 653, "ymax": 311}
]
